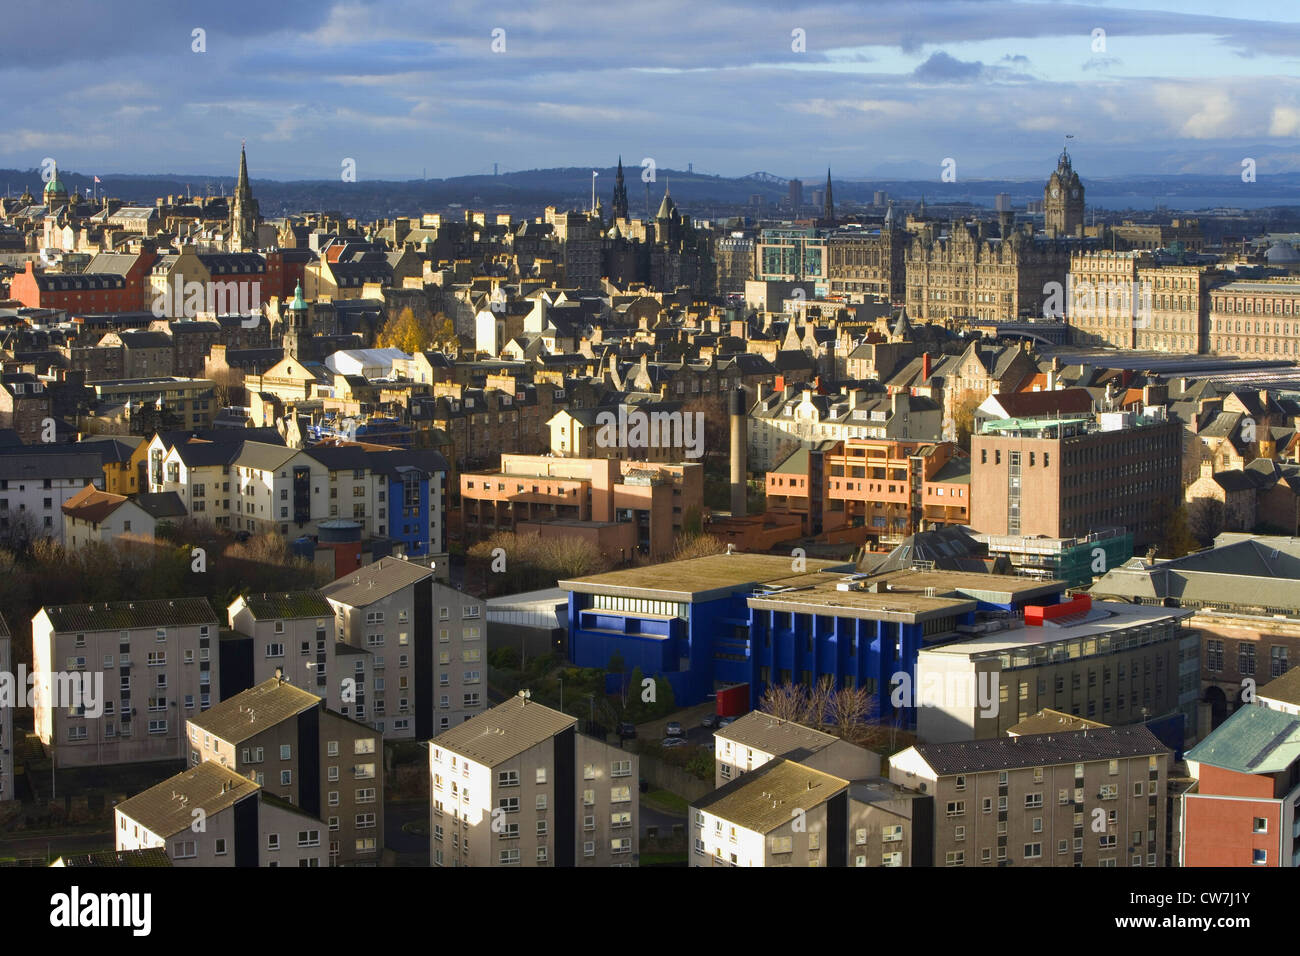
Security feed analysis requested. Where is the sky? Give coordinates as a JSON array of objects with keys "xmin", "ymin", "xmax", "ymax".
[{"xmin": 6, "ymin": 0, "xmax": 1300, "ymax": 183}]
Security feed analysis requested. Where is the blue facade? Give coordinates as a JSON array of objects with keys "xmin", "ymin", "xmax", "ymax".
[
  {"xmin": 386, "ymin": 470, "xmax": 431, "ymax": 557},
  {"xmin": 567, "ymin": 580, "xmax": 1068, "ymax": 725}
]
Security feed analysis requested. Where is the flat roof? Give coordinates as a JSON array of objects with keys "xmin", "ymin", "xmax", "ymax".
[
  {"xmin": 560, "ymin": 552, "xmax": 850, "ymax": 603},
  {"xmin": 748, "ymin": 571, "xmax": 977, "ymax": 623},
  {"xmin": 921, "ymin": 602, "xmax": 1193, "ymax": 659}
]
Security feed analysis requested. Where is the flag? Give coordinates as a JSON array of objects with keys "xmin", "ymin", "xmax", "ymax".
[{"xmin": 93, "ymin": 176, "xmax": 102, "ymax": 183}]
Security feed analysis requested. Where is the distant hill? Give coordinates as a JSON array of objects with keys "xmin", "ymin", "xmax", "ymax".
[{"xmin": 4, "ymin": 164, "xmax": 1299, "ymax": 219}]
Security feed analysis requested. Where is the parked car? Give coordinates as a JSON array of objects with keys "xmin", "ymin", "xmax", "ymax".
[
  {"xmin": 717, "ymin": 717, "xmax": 736, "ymax": 728},
  {"xmin": 661, "ymin": 737, "xmax": 688, "ymax": 748},
  {"xmin": 701, "ymin": 714, "xmax": 720, "ymax": 729},
  {"xmin": 617, "ymin": 722, "xmax": 637, "ymax": 739},
  {"xmin": 665, "ymin": 721, "xmax": 685, "ymax": 738}
]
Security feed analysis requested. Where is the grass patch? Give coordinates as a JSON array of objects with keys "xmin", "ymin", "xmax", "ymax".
[
  {"xmin": 643, "ymin": 789, "xmax": 689, "ymax": 816},
  {"xmin": 640, "ymin": 852, "xmax": 688, "ymax": 867}
]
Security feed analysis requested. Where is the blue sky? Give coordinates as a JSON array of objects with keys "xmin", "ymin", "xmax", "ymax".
[{"xmin": 6, "ymin": 0, "xmax": 1300, "ymax": 182}]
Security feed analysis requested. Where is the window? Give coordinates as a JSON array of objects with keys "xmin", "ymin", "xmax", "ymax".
[
  {"xmin": 267, "ymin": 834, "xmax": 280, "ymax": 851},
  {"xmin": 281, "ymin": 771, "xmax": 292, "ymax": 786},
  {"xmin": 1024, "ymin": 843, "xmax": 1042, "ymax": 859},
  {"xmin": 214, "ymin": 838, "xmax": 227, "ymax": 855},
  {"xmin": 1253, "ymin": 817, "xmax": 1268, "ymax": 834},
  {"xmin": 946, "ymin": 801, "xmax": 965, "ymax": 817}
]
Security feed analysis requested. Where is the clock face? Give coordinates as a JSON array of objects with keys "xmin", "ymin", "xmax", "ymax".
[
  {"xmin": 1071, "ymin": 188, "xmax": 1079, "ymax": 199},
  {"xmin": 1050, "ymin": 186, "xmax": 1060, "ymax": 199}
]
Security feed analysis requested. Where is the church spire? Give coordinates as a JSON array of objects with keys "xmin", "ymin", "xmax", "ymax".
[
  {"xmin": 611, "ymin": 155, "xmax": 628, "ymax": 220},
  {"xmin": 229, "ymin": 141, "xmax": 259, "ymax": 253},
  {"xmin": 823, "ymin": 167, "xmax": 834, "ymax": 225}
]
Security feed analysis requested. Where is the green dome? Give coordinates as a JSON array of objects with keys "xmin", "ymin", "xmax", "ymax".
[
  {"xmin": 44, "ymin": 177, "xmax": 66, "ymax": 196},
  {"xmin": 291, "ymin": 280, "xmax": 307, "ymax": 310}
]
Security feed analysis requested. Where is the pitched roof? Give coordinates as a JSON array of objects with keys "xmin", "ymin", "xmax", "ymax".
[
  {"xmin": 909, "ymin": 725, "xmax": 1169, "ymax": 775},
  {"xmin": 115, "ymin": 762, "xmax": 259, "ymax": 839},
  {"xmin": 237, "ymin": 591, "xmax": 332, "ymax": 620},
  {"xmin": 1259, "ymin": 668, "xmax": 1300, "ymax": 708},
  {"xmin": 41, "ymin": 597, "xmax": 218, "ymax": 633},
  {"xmin": 716, "ymin": 713, "xmax": 839, "ymax": 759},
  {"xmin": 693, "ymin": 758, "xmax": 849, "ymax": 833},
  {"xmin": 319, "ymin": 556, "xmax": 433, "ymax": 607},
  {"xmin": 433, "ymin": 696, "xmax": 576, "ymax": 767},
  {"xmin": 61, "ymin": 485, "xmax": 133, "ymax": 523},
  {"xmin": 1185, "ymin": 704, "xmax": 1300, "ymax": 775},
  {"xmin": 188, "ymin": 678, "xmax": 320, "ymax": 745}
]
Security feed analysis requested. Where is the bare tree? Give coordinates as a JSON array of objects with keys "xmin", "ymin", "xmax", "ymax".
[
  {"xmin": 759, "ymin": 682, "xmax": 808, "ymax": 723},
  {"xmin": 827, "ymin": 684, "xmax": 872, "ymax": 742}
]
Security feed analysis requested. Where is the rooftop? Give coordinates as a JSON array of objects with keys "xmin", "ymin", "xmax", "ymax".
[
  {"xmin": 560, "ymin": 551, "xmax": 850, "ymax": 603},
  {"xmin": 432, "ymin": 695, "xmax": 576, "ymax": 767},
  {"xmin": 908, "ymin": 725, "xmax": 1170, "ymax": 776},
  {"xmin": 692, "ymin": 758, "xmax": 849, "ymax": 833},
  {"xmin": 115, "ymin": 762, "xmax": 259, "ymax": 839},
  {"xmin": 187, "ymin": 678, "xmax": 320, "ymax": 745},
  {"xmin": 716, "ymin": 712, "xmax": 840, "ymax": 759},
  {"xmin": 1007, "ymin": 708, "xmax": 1109, "ymax": 736},
  {"xmin": 320, "ymin": 556, "xmax": 432, "ymax": 608},
  {"xmin": 1185, "ymin": 704, "xmax": 1300, "ymax": 775},
  {"xmin": 41, "ymin": 597, "xmax": 218, "ymax": 633},
  {"xmin": 235, "ymin": 591, "xmax": 332, "ymax": 621}
]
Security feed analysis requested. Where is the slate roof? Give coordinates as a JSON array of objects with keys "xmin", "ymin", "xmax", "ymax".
[
  {"xmin": 319, "ymin": 556, "xmax": 433, "ymax": 607},
  {"xmin": 909, "ymin": 725, "xmax": 1170, "ymax": 776}
]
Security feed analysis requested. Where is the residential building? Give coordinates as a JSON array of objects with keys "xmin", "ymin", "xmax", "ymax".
[
  {"xmin": 225, "ymin": 592, "xmax": 338, "ymax": 708},
  {"xmin": 766, "ymin": 438, "xmax": 970, "ymax": 544},
  {"xmin": 1181, "ymin": 703, "xmax": 1300, "ymax": 867},
  {"xmin": 321, "ymin": 557, "xmax": 485, "ymax": 737},
  {"xmin": 0, "ymin": 451, "xmax": 104, "ymax": 541},
  {"xmin": 32, "ymin": 598, "xmax": 220, "ymax": 767},
  {"xmin": 712, "ymin": 712, "xmax": 880, "ymax": 788},
  {"xmin": 429, "ymin": 694, "xmax": 638, "ymax": 867},
  {"xmin": 186, "ymin": 677, "xmax": 381, "ymax": 866},
  {"xmin": 114, "ymin": 761, "xmax": 325, "ymax": 867},
  {"xmin": 61, "ymin": 485, "xmax": 158, "ymax": 549},
  {"xmin": 890, "ymin": 725, "xmax": 1172, "ymax": 866},
  {"xmin": 692, "ymin": 758, "xmax": 848, "ymax": 867},
  {"xmin": 460, "ymin": 454, "xmax": 703, "ymax": 560}
]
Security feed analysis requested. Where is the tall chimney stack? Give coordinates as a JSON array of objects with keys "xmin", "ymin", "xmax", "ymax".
[{"xmin": 729, "ymin": 386, "xmax": 748, "ymax": 517}]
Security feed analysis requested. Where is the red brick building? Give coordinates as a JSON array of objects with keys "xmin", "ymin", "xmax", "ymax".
[{"xmin": 9, "ymin": 261, "xmax": 138, "ymax": 313}]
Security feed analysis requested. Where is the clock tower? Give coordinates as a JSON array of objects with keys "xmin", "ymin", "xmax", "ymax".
[{"xmin": 1044, "ymin": 146, "xmax": 1084, "ymax": 237}]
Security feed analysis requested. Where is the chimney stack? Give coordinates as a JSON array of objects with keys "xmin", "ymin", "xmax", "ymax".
[
  {"xmin": 922, "ymin": 352, "xmax": 931, "ymax": 380},
  {"xmin": 729, "ymin": 386, "xmax": 748, "ymax": 518}
]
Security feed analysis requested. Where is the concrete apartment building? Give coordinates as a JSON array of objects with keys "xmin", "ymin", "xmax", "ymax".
[
  {"xmin": 430, "ymin": 694, "xmax": 638, "ymax": 867},
  {"xmin": 321, "ymin": 557, "xmax": 486, "ymax": 737},
  {"xmin": 891, "ymin": 726, "xmax": 1172, "ymax": 867},
  {"xmin": 186, "ymin": 677, "xmax": 382, "ymax": 866},
  {"xmin": 692, "ymin": 759, "xmax": 849, "ymax": 867},
  {"xmin": 971, "ymin": 410, "xmax": 1182, "ymax": 548},
  {"xmin": 460, "ymin": 453, "xmax": 703, "ymax": 561},
  {"xmin": 115, "ymin": 761, "xmax": 325, "ymax": 867},
  {"xmin": 713, "ymin": 712, "xmax": 880, "ymax": 788},
  {"xmin": 0, "ymin": 614, "xmax": 10, "ymax": 802},
  {"xmin": 32, "ymin": 598, "xmax": 221, "ymax": 768},
  {"xmin": 914, "ymin": 595, "xmax": 1200, "ymax": 743},
  {"xmin": 1181, "ymin": 700, "xmax": 1300, "ymax": 867},
  {"xmin": 225, "ymin": 592, "xmax": 338, "ymax": 709}
]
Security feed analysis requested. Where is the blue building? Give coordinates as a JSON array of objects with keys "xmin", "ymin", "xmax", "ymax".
[{"xmin": 561, "ymin": 553, "xmax": 1067, "ymax": 724}]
